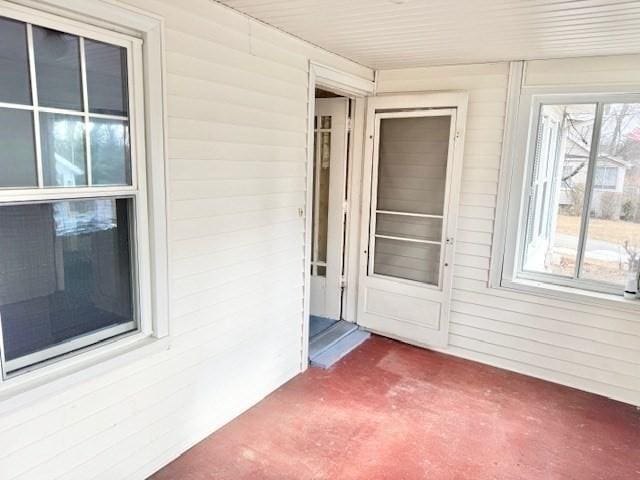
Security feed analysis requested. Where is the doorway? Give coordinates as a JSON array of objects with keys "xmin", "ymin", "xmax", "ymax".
[
  {"xmin": 309, "ymin": 90, "xmax": 348, "ymax": 326},
  {"xmin": 308, "ymin": 89, "xmax": 352, "ymax": 356},
  {"xmin": 307, "ymin": 88, "xmax": 371, "ymax": 367},
  {"xmin": 301, "ymin": 65, "xmax": 376, "ymax": 369}
]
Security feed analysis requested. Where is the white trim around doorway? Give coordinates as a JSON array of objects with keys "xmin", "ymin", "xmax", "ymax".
[{"xmin": 302, "ymin": 63, "xmax": 375, "ymax": 370}]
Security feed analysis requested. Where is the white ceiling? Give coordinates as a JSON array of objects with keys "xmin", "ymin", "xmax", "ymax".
[{"xmin": 217, "ymin": 0, "xmax": 640, "ymax": 70}]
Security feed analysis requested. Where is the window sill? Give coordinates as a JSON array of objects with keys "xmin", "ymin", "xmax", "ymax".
[
  {"xmin": 0, "ymin": 333, "xmax": 170, "ymax": 417},
  {"xmin": 500, "ymin": 276, "xmax": 640, "ymax": 315}
]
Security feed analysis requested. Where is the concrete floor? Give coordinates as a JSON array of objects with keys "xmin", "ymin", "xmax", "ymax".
[{"xmin": 151, "ymin": 336, "xmax": 640, "ymax": 480}]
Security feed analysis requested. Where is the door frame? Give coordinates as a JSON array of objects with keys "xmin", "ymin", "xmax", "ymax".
[
  {"xmin": 302, "ymin": 63, "xmax": 375, "ymax": 370},
  {"xmin": 357, "ymin": 92, "xmax": 469, "ymax": 348}
]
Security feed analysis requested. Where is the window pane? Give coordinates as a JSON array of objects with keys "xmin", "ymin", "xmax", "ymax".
[
  {"xmin": 523, "ymin": 104, "xmax": 596, "ymax": 277},
  {"xmin": 377, "ymin": 115, "xmax": 450, "ymax": 215},
  {"xmin": 581, "ymin": 103, "xmax": 640, "ymax": 288},
  {"xmin": 0, "ymin": 198, "xmax": 135, "ymax": 373},
  {"xmin": 33, "ymin": 26, "xmax": 82, "ymax": 111},
  {"xmin": 374, "ymin": 238, "xmax": 441, "ymax": 285},
  {"xmin": 85, "ymin": 39, "xmax": 129, "ymax": 116},
  {"xmin": 90, "ymin": 118, "xmax": 132, "ymax": 185},
  {"xmin": 317, "ymin": 131, "xmax": 330, "ymax": 264},
  {"xmin": 0, "ymin": 108, "xmax": 37, "ymax": 187},
  {"xmin": 0, "ymin": 16, "xmax": 31, "ymax": 105},
  {"xmin": 40, "ymin": 113, "xmax": 87, "ymax": 187}
]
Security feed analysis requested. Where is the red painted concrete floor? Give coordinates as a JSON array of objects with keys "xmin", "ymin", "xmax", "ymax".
[{"xmin": 151, "ymin": 336, "xmax": 640, "ymax": 480}]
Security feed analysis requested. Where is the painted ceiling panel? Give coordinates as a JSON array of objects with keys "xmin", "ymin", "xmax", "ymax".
[{"xmin": 217, "ymin": 0, "xmax": 640, "ymax": 69}]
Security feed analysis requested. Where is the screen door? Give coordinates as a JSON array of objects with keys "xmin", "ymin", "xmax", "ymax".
[{"xmin": 357, "ymin": 94, "xmax": 466, "ymax": 347}]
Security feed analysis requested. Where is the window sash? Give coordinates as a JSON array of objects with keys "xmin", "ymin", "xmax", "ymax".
[
  {"xmin": 0, "ymin": 195, "xmax": 141, "ymax": 378},
  {"xmin": 0, "ymin": 9, "xmax": 140, "ymax": 195},
  {"xmin": 514, "ymin": 94, "xmax": 639, "ymax": 295},
  {"xmin": 0, "ymin": 6, "xmax": 150, "ymax": 379}
]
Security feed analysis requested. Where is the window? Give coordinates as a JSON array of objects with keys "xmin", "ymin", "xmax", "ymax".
[
  {"xmin": 506, "ymin": 94, "xmax": 640, "ymax": 296},
  {"xmin": 0, "ymin": 11, "xmax": 148, "ymax": 378},
  {"xmin": 593, "ymin": 166, "xmax": 618, "ymax": 190}
]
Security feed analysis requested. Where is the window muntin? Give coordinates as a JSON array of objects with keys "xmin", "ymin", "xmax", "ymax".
[
  {"xmin": 519, "ymin": 99, "xmax": 640, "ymax": 294},
  {"xmin": 0, "ymin": 12, "xmax": 142, "ymax": 378},
  {"xmin": 0, "ymin": 16, "xmax": 131, "ymax": 190}
]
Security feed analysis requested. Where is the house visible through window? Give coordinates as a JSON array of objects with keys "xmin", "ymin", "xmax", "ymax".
[
  {"xmin": 0, "ymin": 14, "xmax": 140, "ymax": 376},
  {"xmin": 519, "ymin": 100, "xmax": 640, "ymax": 294},
  {"xmin": 593, "ymin": 166, "xmax": 618, "ymax": 190}
]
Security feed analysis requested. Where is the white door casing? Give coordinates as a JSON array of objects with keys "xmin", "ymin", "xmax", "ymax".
[
  {"xmin": 357, "ymin": 92, "xmax": 468, "ymax": 348},
  {"xmin": 310, "ymin": 97, "xmax": 349, "ymax": 320}
]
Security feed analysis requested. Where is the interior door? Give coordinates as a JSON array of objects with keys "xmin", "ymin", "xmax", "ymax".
[
  {"xmin": 310, "ymin": 97, "xmax": 349, "ymax": 320},
  {"xmin": 357, "ymin": 94, "xmax": 467, "ymax": 347}
]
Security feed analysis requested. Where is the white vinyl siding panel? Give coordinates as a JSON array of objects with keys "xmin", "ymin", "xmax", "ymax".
[
  {"xmin": 0, "ymin": 1, "xmax": 372, "ymax": 479},
  {"xmin": 377, "ymin": 59, "xmax": 640, "ymax": 407}
]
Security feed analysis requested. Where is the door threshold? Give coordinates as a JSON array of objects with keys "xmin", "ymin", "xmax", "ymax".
[{"xmin": 309, "ymin": 320, "xmax": 370, "ymax": 369}]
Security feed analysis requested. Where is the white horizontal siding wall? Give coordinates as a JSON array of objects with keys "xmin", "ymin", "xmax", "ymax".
[
  {"xmin": 0, "ymin": 1, "xmax": 372, "ymax": 479},
  {"xmin": 377, "ymin": 58, "xmax": 640, "ymax": 406}
]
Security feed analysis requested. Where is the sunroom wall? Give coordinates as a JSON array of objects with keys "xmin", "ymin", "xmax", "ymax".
[
  {"xmin": 377, "ymin": 56, "xmax": 640, "ymax": 408},
  {"xmin": 0, "ymin": 1, "xmax": 372, "ymax": 479}
]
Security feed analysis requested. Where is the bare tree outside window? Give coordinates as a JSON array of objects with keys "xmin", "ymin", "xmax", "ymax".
[{"xmin": 523, "ymin": 101, "xmax": 640, "ymax": 292}]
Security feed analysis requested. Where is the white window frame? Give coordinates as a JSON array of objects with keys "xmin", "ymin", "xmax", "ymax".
[
  {"xmin": 593, "ymin": 165, "xmax": 618, "ymax": 190},
  {"xmin": 0, "ymin": 0, "xmax": 169, "ymax": 401},
  {"xmin": 494, "ymin": 66, "xmax": 640, "ymax": 304}
]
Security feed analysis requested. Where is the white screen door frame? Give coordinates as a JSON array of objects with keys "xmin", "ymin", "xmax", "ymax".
[{"xmin": 357, "ymin": 92, "xmax": 468, "ymax": 348}]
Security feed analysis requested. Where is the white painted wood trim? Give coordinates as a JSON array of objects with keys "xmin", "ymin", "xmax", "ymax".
[
  {"xmin": 302, "ymin": 65, "xmax": 316, "ymax": 371},
  {"xmin": 489, "ymin": 61, "xmax": 524, "ymax": 288},
  {"xmin": 311, "ymin": 62, "xmax": 376, "ymax": 97}
]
